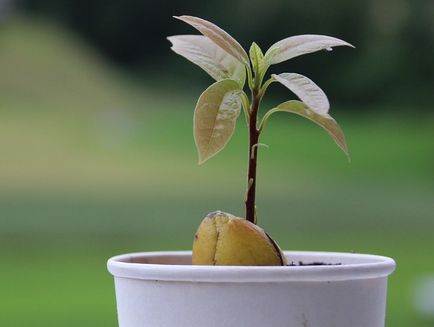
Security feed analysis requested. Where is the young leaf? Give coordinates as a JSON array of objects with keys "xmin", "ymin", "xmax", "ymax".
[
  {"xmin": 265, "ymin": 34, "xmax": 354, "ymax": 65},
  {"xmin": 249, "ymin": 42, "xmax": 267, "ymax": 88},
  {"xmin": 168, "ymin": 35, "xmax": 246, "ymax": 87},
  {"xmin": 260, "ymin": 100, "xmax": 348, "ymax": 156},
  {"xmin": 272, "ymin": 73, "xmax": 329, "ymax": 115},
  {"xmin": 194, "ymin": 79, "xmax": 243, "ymax": 164},
  {"xmin": 174, "ymin": 15, "xmax": 249, "ymax": 66}
]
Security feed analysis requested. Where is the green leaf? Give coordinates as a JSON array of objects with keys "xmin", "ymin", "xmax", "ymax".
[
  {"xmin": 272, "ymin": 73, "xmax": 329, "ymax": 114},
  {"xmin": 168, "ymin": 35, "xmax": 246, "ymax": 87},
  {"xmin": 194, "ymin": 79, "xmax": 243, "ymax": 164},
  {"xmin": 174, "ymin": 15, "xmax": 249, "ymax": 66},
  {"xmin": 249, "ymin": 42, "xmax": 268, "ymax": 88},
  {"xmin": 249, "ymin": 43, "xmax": 264, "ymax": 76},
  {"xmin": 264, "ymin": 34, "xmax": 354, "ymax": 65},
  {"xmin": 260, "ymin": 100, "xmax": 349, "ymax": 157}
]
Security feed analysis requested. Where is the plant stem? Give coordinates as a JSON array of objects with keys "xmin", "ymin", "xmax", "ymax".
[{"xmin": 245, "ymin": 89, "xmax": 261, "ymax": 223}]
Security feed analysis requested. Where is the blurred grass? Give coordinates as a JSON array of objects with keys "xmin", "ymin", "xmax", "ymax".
[{"xmin": 1, "ymin": 16, "xmax": 434, "ymax": 327}]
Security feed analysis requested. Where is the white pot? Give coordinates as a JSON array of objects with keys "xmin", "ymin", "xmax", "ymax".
[{"xmin": 107, "ymin": 251, "xmax": 395, "ymax": 327}]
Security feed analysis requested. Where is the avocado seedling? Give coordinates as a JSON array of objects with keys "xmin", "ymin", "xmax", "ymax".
[{"xmin": 168, "ymin": 15, "xmax": 353, "ymax": 266}]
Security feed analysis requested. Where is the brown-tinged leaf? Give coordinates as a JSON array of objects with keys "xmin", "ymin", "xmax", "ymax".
[
  {"xmin": 260, "ymin": 100, "xmax": 349, "ymax": 157},
  {"xmin": 265, "ymin": 34, "xmax": 354, "ymax": 65},
  {"xmin": 167, "ymin": 35, "xmax": 245, "ymax": 86},
  {"xmin": 174, "ymin": 15, "xmax": 249, "ymax": 66},
  {"xmin": 272, "ymin": 73, "xmax": 329, "ymax": 115},
  {"xmin": 194, "ymin": 79, "xmax": 242, "ymax": 164}
]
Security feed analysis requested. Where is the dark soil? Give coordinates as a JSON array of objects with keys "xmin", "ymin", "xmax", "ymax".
[{"xmin": 287, "ymin": 261, "xmax": 341, "ymax": 266}]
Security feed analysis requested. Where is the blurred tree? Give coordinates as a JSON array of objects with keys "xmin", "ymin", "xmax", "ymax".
[{"xmin": 16, "ymin": 0, "xmax": 434, "ymax": 107}]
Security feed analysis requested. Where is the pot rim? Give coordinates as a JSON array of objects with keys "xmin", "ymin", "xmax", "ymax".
[{"xmin": 107, "ymin": 251, "xmax": 395, "ymax": 282}]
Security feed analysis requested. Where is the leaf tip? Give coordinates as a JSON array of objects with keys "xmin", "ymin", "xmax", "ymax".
[
  {"xmin": 197, "ymin": 156, "xmax": 207, "ymax": 165},
  {"xmin": 195, "ymin": 137, "xmax": 208, "ymax": 165},
  {"xmin": 173, "ymin": 15, "xmax": 192, "ymax": 22},
  {"xmin": 166, "ymin": 35, "xmax": 174, "ymax": 44},
  {"xmin": 340, "ymin": 144, "xmax": 351, "ymax": 163},
  {"xmin": 250, "ymin": 41, "xmax": 259, "ymax": 48}
]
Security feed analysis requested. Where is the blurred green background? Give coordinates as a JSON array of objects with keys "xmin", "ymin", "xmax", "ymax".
[{"xmin": 0, "ymin": 1, "xmax": 433, "ymax": 326}]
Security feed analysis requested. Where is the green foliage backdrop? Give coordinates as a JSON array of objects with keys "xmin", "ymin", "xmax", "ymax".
[{"xmin": 18, "ymin": 0, "xmax": 434, "ymax": 107}]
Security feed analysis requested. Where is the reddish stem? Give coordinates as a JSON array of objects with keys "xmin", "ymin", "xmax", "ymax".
[{"xmin": 245, "ymin": 91, "xmax": 261, "ymax": 223}]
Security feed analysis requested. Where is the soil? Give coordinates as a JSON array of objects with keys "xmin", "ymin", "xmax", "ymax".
[{"xmin": 287, "ymin": 261, "xmax": 341, "ymax": 266}]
